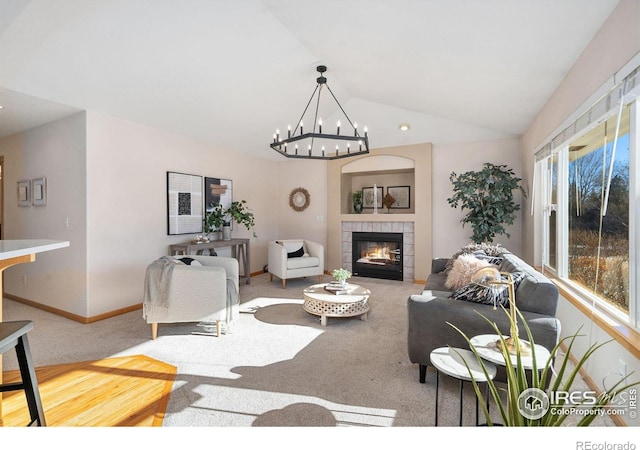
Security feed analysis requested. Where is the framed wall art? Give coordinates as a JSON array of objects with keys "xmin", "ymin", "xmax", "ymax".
[
  {"xmin": 387, "ymin": 185, "xmax": 410, "ymax": 209},
  {"xmin": 167, "ymin": 171, "xmax": 204, "ymax": 235},
  {"xmin": 362, "ymin": 186, "xmax": 383, "ymax": 209},
  {"xmin": 32, "ymin": 177, "xmax": 47, "ymax": 206},
  {"xmin": 204, "ymin": 177, "xmax": 233, "ymax": 213},
  {"xmin": 17, "ymin": 180, "xmax": 31, "ymax": 207}
]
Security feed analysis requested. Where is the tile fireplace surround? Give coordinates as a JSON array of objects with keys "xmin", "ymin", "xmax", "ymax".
[{"xmin": 341, "ymin": 221, "xmax": 415, "ymax": 282}]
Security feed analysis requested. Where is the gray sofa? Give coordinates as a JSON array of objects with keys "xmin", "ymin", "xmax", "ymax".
[{"xmin": 407, "ymin": 252, "xmax": 561, "ymax": 383}]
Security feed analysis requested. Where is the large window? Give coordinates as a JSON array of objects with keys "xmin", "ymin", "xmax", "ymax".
[
  {"xmin": 567, "ymin": 106, "xmax": 630, "ymax": 315},
  {"xmin": 539, "ymin": 102, "xmax": 636, "ymax": 326}
]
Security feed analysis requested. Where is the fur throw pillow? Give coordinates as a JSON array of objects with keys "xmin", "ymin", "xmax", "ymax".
[
  {"xmin": 444, "ymin": 242, "xmax": 507, "ymax": 274},
  {"xmin": 445, "ymin": 254, "xmax": 491, "ymax": 290}
]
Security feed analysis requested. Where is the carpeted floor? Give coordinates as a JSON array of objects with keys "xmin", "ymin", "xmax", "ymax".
[{"xmin": 2, "ymin": 273, "xmax": 613, "ymax": 429}]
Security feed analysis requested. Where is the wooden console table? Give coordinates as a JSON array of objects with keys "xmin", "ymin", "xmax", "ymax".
[
  {"xmin": 169, "ymin": 238, "xmax": 250, "ymax": 285},
  {"xmin": 0, "ymin": 239, "xmax": 70, "ymax": 421}
]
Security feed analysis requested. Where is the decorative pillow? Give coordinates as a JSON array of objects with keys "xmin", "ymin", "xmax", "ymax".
[
  {"xmin": 445, "ymin": 243, "xmax": 507, "ymax": 274},
  {"xmin": 178, "ymin": 257, "xmax": 202, "ymax": 266},
  {"xmin": 449, "ymin": 271, "xmax": 526, "ymax": 307},
  {"xmin": 445, "ymin": 254, "xmax": 491, "ymax": 290},
  {"xmin": 287, "ymin": 246, "xmax": 304, "ymax": 258},
  {"xmin": 473, "ymin": 250, "xmax": 504, "ymax": 266},
  {"xmin": 276, "ymin": 240, "xmax": 306, "ymax": 258}
]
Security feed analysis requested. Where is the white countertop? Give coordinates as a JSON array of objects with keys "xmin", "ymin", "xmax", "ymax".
[{"xmin": 0, "ymin": 239, "xmax": 70, "ymax": 260}]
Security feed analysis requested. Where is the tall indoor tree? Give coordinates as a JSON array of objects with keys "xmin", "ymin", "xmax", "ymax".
[{"xmin": 447, "ymin": 162, "xmax": 526, "ymax": 244}]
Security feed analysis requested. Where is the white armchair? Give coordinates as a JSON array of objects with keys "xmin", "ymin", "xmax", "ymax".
[
  {"xmin": 143, "ymin": 255, "xmax": 240, "ymax": 339},
  {"xmin": 268, "ymin": 239, "xmax": 324, "ymax": 288}
]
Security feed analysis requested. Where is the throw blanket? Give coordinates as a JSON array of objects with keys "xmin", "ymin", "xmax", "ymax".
[{"xmin": 143, "ymin": 256, "xmax": 177, "ymax": 319}]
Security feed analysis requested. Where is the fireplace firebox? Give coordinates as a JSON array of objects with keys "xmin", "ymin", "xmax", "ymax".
[{"xmin": 352, "ymin": 232, "xmax": 403, "ymax": 281}]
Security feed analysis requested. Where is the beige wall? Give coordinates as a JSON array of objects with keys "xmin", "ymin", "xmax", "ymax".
[
  {"xmin": 327, "ymin": 143, "xmax": 432, "ymax": 282},
  {"xmin": 83, "ymin": 111, "xmax": 280, "ymax": 316},
  {"xmin": 431, "ymin": 137, "xmax": 523, "ymax": 258},
  {"xmin": 1, "ymin": 110, "xmax": 282, "ymax": 317},
  {"xmin": 275, "ymin": 159, "xmax": 328, "ymax": 249},
  {"xmin": 1, "ymin": 112, "xmax": 89, "ymax": 315}
]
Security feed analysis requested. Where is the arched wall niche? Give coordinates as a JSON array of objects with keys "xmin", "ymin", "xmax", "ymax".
[
  {"xmin": 341, "ymin": 154, "xmax": 415, "ymax": 174},
  {"xmin": 326, "ymin": 142, "xmax": 432, "ymax": 283},
  {"xmin": 340, "ymin": 154, "xmax": 416, "ymax": 214}
]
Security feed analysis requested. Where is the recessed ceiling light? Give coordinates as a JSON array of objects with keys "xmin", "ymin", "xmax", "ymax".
[{"xmin": 398, "ymin": 123, "xmax": 410, "ymax": 131}]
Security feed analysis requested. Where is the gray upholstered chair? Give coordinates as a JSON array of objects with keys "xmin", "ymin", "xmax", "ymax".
[
  {"xmin": 143, "ymin": 255, "xmax": 239, "ymax": 339},
  {"xmin": 268, "ymin": 239, "xmax": 324, "ymax": 288}
]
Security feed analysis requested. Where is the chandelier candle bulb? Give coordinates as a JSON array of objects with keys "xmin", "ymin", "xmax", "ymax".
[
  {"xmin": 354, "ymin": 123, "xmax": 358, "ymax": 136},
  {"xmin": 364, "ymin": 126, "xmax": 368, "ymax": 137},
  {"xmin": 300, "ymin": 122, "xmax": 303, "ymax": 135},
  {"xmin": 337, "ymin": 120, "xmax": 341, "ymax": 135},
  {"xmin": 276, "ymin": 129, "xmax": 280, "ymax": 141},
  {"xmin": 287, "ymin": 125, "xmax": 291, "ymax": 138},
  {"xmin": 336, "ymin": 144, "xmax": 339, "ymax": 156},
  {"xmin": 319, "ymin": 118, "xmax": 322, "ymax": 133},
  {"xmin": 295, "ymin": 144, "xmax": 298, "ymax": 155}
]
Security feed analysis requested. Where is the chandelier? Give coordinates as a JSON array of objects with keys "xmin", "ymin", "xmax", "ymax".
[{"xmin": 270, "ymin": 65, "xmax": 369, "ymax": 160}]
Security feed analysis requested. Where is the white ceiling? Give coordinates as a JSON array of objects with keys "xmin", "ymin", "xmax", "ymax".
[{"xmin": 0, "ymin": 0, "xmax": 621, "ymax": 161}]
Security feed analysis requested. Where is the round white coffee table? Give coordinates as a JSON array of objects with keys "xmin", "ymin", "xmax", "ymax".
[{"xmin": 303, "ymin": 283, "xmax": 371, "ymax": 326}]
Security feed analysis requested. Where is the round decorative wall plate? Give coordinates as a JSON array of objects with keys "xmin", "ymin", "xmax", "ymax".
[{"xmin": 289, "ymin": 187, "xmax": 310, "ymax": 211}]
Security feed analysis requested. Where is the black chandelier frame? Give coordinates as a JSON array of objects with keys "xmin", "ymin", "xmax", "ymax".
[{"xmin": 270, "ymin": 65, "xmax": 369, "ymax": 160}]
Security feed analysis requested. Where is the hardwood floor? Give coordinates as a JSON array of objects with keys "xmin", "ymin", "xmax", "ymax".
[{"xmin": 0, "ymin": 354, "xmax": 175, "ymax": 427}]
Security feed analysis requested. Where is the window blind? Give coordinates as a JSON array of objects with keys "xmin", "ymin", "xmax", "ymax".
[{"xmin": 535, "ymin": 65, "xmax": 639, "ymax": 162}]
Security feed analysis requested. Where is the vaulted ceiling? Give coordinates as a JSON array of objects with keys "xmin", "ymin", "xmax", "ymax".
[{"xmin": 0, "ymin": 0, "xmax": 621, "ymax": 160}]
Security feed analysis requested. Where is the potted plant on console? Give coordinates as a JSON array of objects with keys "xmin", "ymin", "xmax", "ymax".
[
  {"xmin": 203, "ymin": 203, "xmax": 225, "ymax": 240},
  {"xmin": 222, "ymin": 200, "xmax": 256, "ymax": 240}
]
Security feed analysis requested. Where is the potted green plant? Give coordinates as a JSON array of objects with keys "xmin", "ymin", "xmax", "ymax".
[
  {"xmin": 448, "ymin": 309, "xmax": 640, "ymax": 426},
  {"xmin": 331, "ymin": 268, "xmax": 352, "ymax": 287},
  {"xmin": 222, "ymin": 200, "xmax": 256, "ymax": 240},
  {"xmin": 352, "ymin": 190, "xmax": 363, "ymax": 214},
  {"xmin": 447, "ymin": 162, "xmax": 526, "ymax": 244},
  {"xmin": 203, "ymin": 203, "xmax": 225, "ymax": 240}
]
